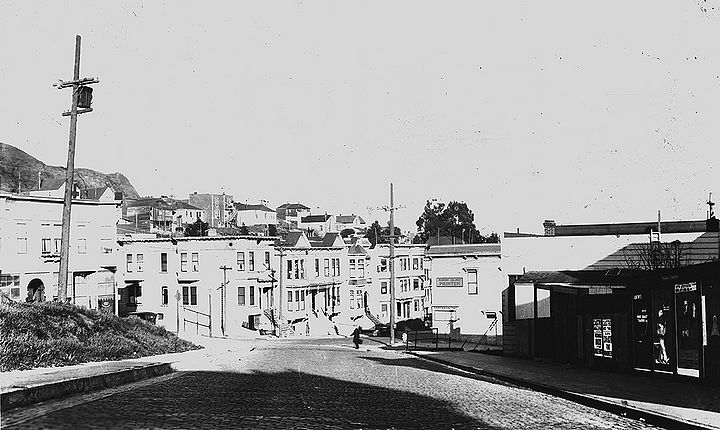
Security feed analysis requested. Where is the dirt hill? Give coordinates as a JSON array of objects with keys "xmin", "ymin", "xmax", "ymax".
[{"xmin": 0, "ymin": 142, "xmax": 140, "ymax": 199}]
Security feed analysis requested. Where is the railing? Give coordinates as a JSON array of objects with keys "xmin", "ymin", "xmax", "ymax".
[
  {"xmin": 470, "ymin": 318, "xmax": 499, "ymax": 351},
  {"xmin": 183, "ymin": 306, "xmax": 211, "ymax": 336}
]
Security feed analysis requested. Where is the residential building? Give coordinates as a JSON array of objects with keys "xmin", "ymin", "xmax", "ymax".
[
  {"xmin": 367, "ymin": 244, "xmax": 427, "ymax": 324},
  {"xmin": 299, "ymin": 214, "xmax": 335, "ymax": 237},
  {"xmin": 276, "ymin": 202, "xmax": 311, "ymax": 225},
  {"xmin": 123, "ymin": 197, "xmax": 202, "ymax": 236},
  {"xmin": 426, "ymin": 244, "xmax": 504, "ymax": 338},
  {"xmin": 336, "ymin": 214, "xmax": 367, "ymax": 234},
  {"xmin": 117, "ymin": 235, "xmax": 277, "ymax": 336},
  {"xmin": 188, "ymin": 192, "xmax": 234, "ymax": 228},
  {"xmin": 233, "ymin": 203, "xmax": 277, "ymax": 228},
  {"xmin": 0, "ymin": 192, "xmax": 121, "ymax": 312}
]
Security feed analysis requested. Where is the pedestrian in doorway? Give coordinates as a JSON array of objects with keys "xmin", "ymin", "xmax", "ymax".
[{"xmin": 352, "ymin": 325, "xmax": 362, "ymax": 349}]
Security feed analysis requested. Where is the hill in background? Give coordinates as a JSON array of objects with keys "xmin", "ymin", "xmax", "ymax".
[{"xmin": 0, "ymin": 142, "xmax": 140, "ymax": 199}]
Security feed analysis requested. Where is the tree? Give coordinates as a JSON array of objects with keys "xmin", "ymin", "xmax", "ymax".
[
  {"xmin": 365, "ymin": 220, "xmax": 402, "ymax": 248},
  {"xmin": 239, "ymin": 225, "xmax": 250, "ymax": 235},
  {"xmin": 340, "ymin": 228, "xmax": 356, "ymax": 238},
  {"xmin": 184, "ymin": 218, "xmax": 209, "ymax": 237},
  {"xmin": 413, "ymin": 199, "xmax": 499, "ymax": 244},
  {"xmin": 268, "ymin": 224, "xmax": 278, "ymax": 236}
]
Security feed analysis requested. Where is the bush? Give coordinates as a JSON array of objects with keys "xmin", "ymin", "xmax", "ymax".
[{"xmin": 0, "ymin": 301, "xmax": 201, "ymax": 371}]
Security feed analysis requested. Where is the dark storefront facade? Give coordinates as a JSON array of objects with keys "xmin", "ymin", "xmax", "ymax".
[{"xmin": 502, "ymin": 262, "xmax": 720, "ymax": 383}]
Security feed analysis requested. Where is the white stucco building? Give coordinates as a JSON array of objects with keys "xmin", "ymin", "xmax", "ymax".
[{"xmin": 0, "ymin": 192, "xmax": 121, "ymax": 312}]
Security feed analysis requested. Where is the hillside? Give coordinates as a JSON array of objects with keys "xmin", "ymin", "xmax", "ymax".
[
  {"xmin": 0, "ymin": 142, "xmax": 139, "ymax": 199},
  {"xmin": 0, "ymin": 299, "xmax": 201, "ymax": 371}
]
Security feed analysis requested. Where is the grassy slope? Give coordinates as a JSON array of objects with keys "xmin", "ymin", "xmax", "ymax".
[{"xmin": 0, "ymin": 300, "xmax": 201, "ymax": 372}]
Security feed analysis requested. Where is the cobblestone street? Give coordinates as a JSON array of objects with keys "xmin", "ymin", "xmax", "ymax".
[{"xmin": 5, "ymin": 338, "xmax": 664, "ymax": 429}]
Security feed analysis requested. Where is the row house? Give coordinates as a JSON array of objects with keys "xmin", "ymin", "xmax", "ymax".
[
  {"xmin": 117, "ymin": 235, "xmax": 277, "ymax": 336},
  {"xmin": 335, "ymin": 214, "xmax": 367, "ymax": 234},
  {"xmin": 366, "ymin": 244, "xmax": 427, "ymax": 324},
  {"xmin": 425, "ymin": 244, "xmax": 504, "ymax": 337},
  {"xmin": 276, "ymin": 202, "xmax": 311, "ymax": 227},
  {"xmin": 299, "ymin": 214, "xmax": 335, "ymax": 237},
  {"xmin": 0, "ymin": 192, "xmax": 121, "ymax": 312}
]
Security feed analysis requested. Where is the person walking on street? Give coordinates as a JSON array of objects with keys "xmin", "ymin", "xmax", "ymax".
[{"xmin": 352, "ymin": 326, "xmax": 362, "ymax": 349}]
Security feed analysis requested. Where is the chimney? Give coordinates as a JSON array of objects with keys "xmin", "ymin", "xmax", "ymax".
[{"xmin": 543, "ymin": 220, "xmax": 556, "ymax": 236}]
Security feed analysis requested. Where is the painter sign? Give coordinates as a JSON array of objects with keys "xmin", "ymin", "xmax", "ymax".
[{"xmin": 436, "ymin": 277, "xmax": 463, "ymax": 287}]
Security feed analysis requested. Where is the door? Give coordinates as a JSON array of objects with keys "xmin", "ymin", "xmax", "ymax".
[
  {"xmin": 675, "ymin": 282, "xmax": 701, "ymax": 377},
  {"xmin": 632, "ymin": 292, "xmax": 652, "ymax": 370}
]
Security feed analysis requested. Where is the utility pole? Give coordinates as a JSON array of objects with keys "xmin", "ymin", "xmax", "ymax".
[
  {"xmin": 219, "ymin": 265, "xmax": 231, "ymax": 337},
  {"xmin": 276, "ymin": 246, "xmax": 286, "ymax": 336},
  {"xmin": 55, "ymin": 35, "xmax": 99, "ymax": 302},
  {"xmin": 389, "ymin": 183, "xmax": 397, "ymax": 345}
]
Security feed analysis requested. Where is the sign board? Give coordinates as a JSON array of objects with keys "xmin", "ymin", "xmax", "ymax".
[
  {"xmin": 436, "ymin": 277, "xmax": 463, "ymax": 287},
  {"xmin": 589, "ymin": 286, "xmax": 612, "ymax": 295},
  {"xmin": 602, "ymin": 318, "xmax": 613, "ymax": 358},
  {"xmin": 675, "ymin": 282, "xmax": 697, "ymax": 293},
  {"xmin": 593, "ymin": 319, "xmax": 603, "ymax": 357},
  {"xmin": 485, "ymin": 311, "xmax": 497, "ymax": 319}
]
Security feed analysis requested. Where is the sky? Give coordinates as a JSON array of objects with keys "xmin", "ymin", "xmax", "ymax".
[{"xmin": 2, "ymin": 1, "xmax": 720, "ymax": 235}]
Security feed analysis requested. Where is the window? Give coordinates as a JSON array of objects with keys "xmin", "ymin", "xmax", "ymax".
[
  {"xmin": 336, "ymin": 258, "xmax": 340, "ymax": 276},
  {"xmin": 413, "ymin": 258, "xmax": 419, "ymax": 270},
  {"xmin": 264, "ymin": 252, "xmax": 270, "ymax": 270},
  {"xmin": 237, "ymin": 252, "xmax": 245, "ymax": 270},
  {"xmin": 381, "ymin": 304, "xmax": 388, "ymax": 315},
  {"xmin": 299, "ymin": 290, "xmax": 305, "ymax": 310},
  {"xmin": 299, "ymin": 259, "xmax": 305, "ymax": 279},
  {"xmin": 467, "ymin": 269, "xmax": 478, "ymax": 295},
  {"xmin": 249, "ymin": 252, "xmax": 255, "ymax": 271},
  {"xmin": 358, "ymin": 260, "xmax": 364, "ymax": 278},
  {"xmin": 324, "ymin": 259, "xmax": 330, "ymax": 277},
  {"xmin": 413, "ymin": 278, "xmax": 420, "ymax": 290},
  {"xmin": 191, "ymin": 252, "xmax": 199, "ymax": 272},
  {"xmin": 287, "ymin": 260, "xmax": 293, "ymax": 280},
  {"xmin": 350, "ymin": 290, "xmax": 355, "ymax": 309},
  {"xmin": 136, "ymin": 254, "xmax": 144, "ymax": 272},
  {"xmin": 380, "ymin": 258, "xmax": 387, "ymax": 272},
  {"xmin": 190, "ymin": 286, "xmax": 197, "ymax": 305},
  {"xmin": 183, "ymin": 286, "xmax": 189, "ymax": 305},
  {"xmin": 238, "ymin": 286, "xmax": 246, "ymax": 306},
  {"xmin": 161, "ymin": 286, "xmax": 169, "ymax": 305},
  {"xmin": 414, "ymin": 300, "xmax": 419, "ymax": 312},
  {"xmin": 161, "ymin": 253, "xmax": 168, "ymax": 273},
  {"xmin": 288, "ymin": 290, "xmax": 293, "ymax": 307},
  {"xmin": 381, "ymin": 281, "xmax": 388, "ymax": 294},
  {"xmin": 41, "ymin": 238, "xmax": 52, "ymax": 255},
  {"xmin": 249, "ymin": 286, "xmax": 255, "ymax": 306},
  {"xmin": 128, "ymin": 284, "xmax": 142, "ymax": 305},
  {"xmin": 356, "ymin": 290, "xmax": 362, "ymax": 309},
  {"xmin": 54, "ymin": 238, "xmax": 62, "ymax": 254},
  {"xmin": 349, "ymin": 259, "xmax": 356, "ymax": 278},
  {"xmin": 315, "ymin": 259, "xmax": 320, "ymax": 277},
  {"xmin": 126, "ymin": 254, "xmax": 133, "ymax": 272},
  {"xmin": 295, "ymin": 290, "xmax": 301, "ymax": 311},
  {"xmin": 294, "ymin": 260, "xmax": 300, "ymax": 279},
  {"xmin": 16, "ymin": 222, "xmax": 27, "ymax": 254},
  {"xmin": 77, "ymin": 238, "xmax": 87, "ymax": 254},
  {"xmin": 180, "ymin": 253, "xmax": 188, "ymax": 272}
]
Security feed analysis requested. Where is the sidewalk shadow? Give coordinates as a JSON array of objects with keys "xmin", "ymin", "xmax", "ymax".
[{"xmin": 12, "ymin": 370, "xmax": 501, "ymax": 429}]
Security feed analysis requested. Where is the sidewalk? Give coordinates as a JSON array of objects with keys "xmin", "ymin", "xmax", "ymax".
[
  {"xmin": 1, "ymin": 334, "xmax": 257, "ymax": 411},
  {"xmin": 366, "ymin": 336, "xmax": 720, "ymax": 430}
]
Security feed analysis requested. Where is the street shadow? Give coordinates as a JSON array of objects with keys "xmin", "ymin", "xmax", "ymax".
[{"xmin": 15, "ymin": 370, "xmax": 500, "ymax": 429}]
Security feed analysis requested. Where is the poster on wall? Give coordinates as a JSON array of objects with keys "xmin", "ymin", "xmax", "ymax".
[
  {"xmin": 593, "ymin": 319, "xmax": 603, "ymax": 357},
  {"xmin": 602, "ymin": 319, "xmax": 613, "ymax": 358}
]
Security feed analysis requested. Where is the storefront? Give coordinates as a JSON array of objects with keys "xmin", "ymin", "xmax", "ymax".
[{"xmin": 630, "ymin": 261, "xmax": 720, "ymax": 382}]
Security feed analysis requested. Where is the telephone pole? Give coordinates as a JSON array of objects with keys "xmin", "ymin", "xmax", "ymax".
[
  {"xmin": 389, "ymin": 183, "xmax": 397, "ymax": 345},
  {"xmin": 55, "ymin": 35, "xmax": 99, "ymax": 302}
]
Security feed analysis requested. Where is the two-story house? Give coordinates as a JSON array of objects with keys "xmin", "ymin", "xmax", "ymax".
[
  {"xmin": 233, "ymin": 203, "xmax": 277, "ymax": 228},
  {"xmin": 0, "ymin": 192, "xmax": 121, "ymax": 312},
  {"xmin": 117, "ymin": 235, "xmax": 277, "ymax": 336}
]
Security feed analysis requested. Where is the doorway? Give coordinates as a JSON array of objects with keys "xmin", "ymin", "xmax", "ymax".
[{"xmin": 675, "ymin": 282, "xmax": 701, "ymax": 377}]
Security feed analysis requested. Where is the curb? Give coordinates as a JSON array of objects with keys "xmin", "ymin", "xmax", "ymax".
[
  {"xmin": 1, "ymin": 362, "xmax": 173, "ymax": 412},
  {"xmin": 409, "ymin": 352, "xmax": 714, "ymax": 430}
]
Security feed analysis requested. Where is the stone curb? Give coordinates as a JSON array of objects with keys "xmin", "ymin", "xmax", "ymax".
[
  {"xmin": 409, "ymin": 352, "xmax": 715, "ymax": 430},
  {"xmin": 1, "ymin": 362, "xmax": 173, "ymax": 412}
]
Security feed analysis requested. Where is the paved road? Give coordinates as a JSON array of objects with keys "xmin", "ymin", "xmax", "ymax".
[{"xmin": 5, "ymin": 337, "xmax": 663, "ymax": 429}]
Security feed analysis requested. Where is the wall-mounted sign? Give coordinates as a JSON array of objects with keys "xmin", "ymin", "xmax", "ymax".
[
  {"xmin": 675, "ymin": 282, "xmax": 697, "ymax": 293},
  {"xmin": 589, "ymin": 286, "xmax": 612, "ymax": 295},
  {"xmin": 436, "ymin": 277, "xmax": 463, "ymax": 287},
  {"xmin": 602, "ymin": 318, "xmax": 613, "ymax": 358},
  {"xmin": 593, "ymin": 318, "xmax": 613, "ymax": 358},
  {"xmin": 593, "ymin": 319, "xmax": 603, "ymax": 357}
]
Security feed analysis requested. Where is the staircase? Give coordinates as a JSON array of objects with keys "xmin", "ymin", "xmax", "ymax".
[
  {"xmin": 263, "ymin": 308, "xmax": 293, "ymax": 337},
  {"xmin": 365, "ymin": 310, "xmax": 382, "ymax": 327}
]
